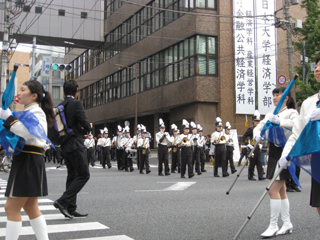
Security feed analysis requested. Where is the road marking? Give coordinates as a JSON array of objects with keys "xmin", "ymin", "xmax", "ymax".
[
  {"xmin": 0, "ymin": 205, "xmax": 55, "ymax": 213},
  {"xmin": 135, "ymin": 182, "xmax": 196, "ymax": 192},
  {"xmin": 69, "ymin": 235, "xmax": 134, "ymax": 240},
  {"xmin": 0, "ymin": 214, "xmax": 68, "ymax": 222},
  {"xmin": 0, "ymin": 198, "xmax": 53, "ymax": 205},
  {"xmin": 0, "ymin": 222, "xmax": 109, "ymax": 236}
]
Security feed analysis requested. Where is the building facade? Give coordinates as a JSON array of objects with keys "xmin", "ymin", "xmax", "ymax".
[{"xmin": 64, "ymin": 0, "xmax": 304, "ymax": 147}]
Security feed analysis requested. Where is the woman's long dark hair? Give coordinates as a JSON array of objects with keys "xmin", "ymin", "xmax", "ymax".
[
  {"xmin": 23, "ymin": 80, "xmax": 55, "ymax": 127},
  {"xmin": 272, "ymin": 87, "xmax": 296, "ymax": 109}
]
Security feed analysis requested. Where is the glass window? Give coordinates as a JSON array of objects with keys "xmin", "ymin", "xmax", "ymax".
[
  {"xmin": 190, "ymin": 57, "xmax": 195, "ymax": 76},
  {"xmin": 190, "ymin": 37, "xmax": 195, "ymax": 55},
  {"xmin": 52, "ymin": 86, "xmax": 60, "ymax": 99},
  {"xmin": 184, "ymin": 40, "xmax": 189, "ymax": 57},
  {"xmin": 168, "ymin": 47, "xmax": 173, "ymax": 64},
  {"xmin": 208, "ymin": 37, "xmax": 215, "ymax": 54},
  {"xmin": 209, "ymin": 57, "xmax": 216, "ymax": 74},
  {"xmin": 174, "ymin": 45, "xmax": 178, "ymax": 62},
  {"xmin": 196, "ymin": 0, "xmax": 205, "ymax": 8},
  {"xmin": 197, "ymin": 35, "xmax": 206, "ymax": 54},
  {"xmin": 198, "ymin": 55, "xmax": 206, "ymax": 74},
  {"xmin": 183, "ymin": 59, "xmax": 189, "ymax": 77},
  {"xmin": 179, "ymin": 43, "xmax": 183, "ymax": 60},
  {"xmin": 208, "ymin": 0, "xmax": 215, "ymax": 8},
  {"xmin": 154, "ymin": 70, "xmax": 159, "ymax": 87}
]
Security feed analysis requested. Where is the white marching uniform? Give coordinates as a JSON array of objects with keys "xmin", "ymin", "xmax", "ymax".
[
  {"xmin": 177, "ymin": 133, "xmax": 194, "ymax": 177},
  {"xmin": 156, "ymin": 131, "xmax": 171, "ymax": 174}
]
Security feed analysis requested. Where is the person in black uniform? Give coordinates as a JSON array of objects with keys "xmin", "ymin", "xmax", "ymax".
[
  {"xmin": 211, "ymin": 117, "xmax": 229, "ymax": 177},
  {"xmin": 197, "ymin": 124, "xmax": 207, "ymax": 173},
  {"xmin": 97, "ymin": 128, "xmax": 112, "ymax": 169},
  {"xmin": 0, "ymin": 79, "xmax": 55, "ymax": 239},
  {"xmin": 156, "ymin": 118, "xmax": 172, "ymax": 176},
  {"xmin": 243, "ymin": 110, "xmax": 265, "ymax": 181},
  {"xmin": 84, "ymin": 133, "xmax": 95, "ymax": 167},
  {"xmin": 225, "ymin": 122, "xmax": 237, "ymax": 174},
  {"xmin": 54, "ymin": 79, "xmax": 91, "ymax": 219},
  {"xmin": 177, "ymin": 119, "xmax": 194, "ymax": 179},
  {"xmin": 132, "ymin": 125, "xmax": 141, "ymax": 170},
  {"xmin": 113, "ymin": 125, "xmax": 124, "ymax": 170},
  {"xmin": 170, "ymin": 124, "xmax": 181, "ymax": 173},
  {"xmin": 121, "ymin": 126, "xmax": 134, "ymax": 172},
  {"xmin": 190, "ymin": 121, "xmax": 202, "ymax": 175},
  {"xmin": 137, "ymin": 126, "xmax": 151, "ymax": 174}
]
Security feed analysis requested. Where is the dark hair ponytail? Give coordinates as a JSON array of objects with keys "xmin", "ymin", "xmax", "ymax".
[
  {"xmin": 272, "ymin": 86, "xmax": 296, "ymax": 109},
  {"xmin": 23, "ymin": 80, "xmax": 55, "ymax": 127}
]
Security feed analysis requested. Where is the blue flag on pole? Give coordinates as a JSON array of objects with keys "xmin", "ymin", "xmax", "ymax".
[{"xmin": 287, "ymin": 102, "xmax": 320, "ymax": 186}]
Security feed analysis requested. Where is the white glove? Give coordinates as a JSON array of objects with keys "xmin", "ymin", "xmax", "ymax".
[
  {"xmin": 310, "ymin": 108, "xmax": 320, "ymax": 121},
  {"xmin": 254, "ymin": 135, "xmax": 264, "ymax": 143},
  {"xmin": 278, "ymin": 156, "xmax": 290, "ymax": 169},
  {"xmin": 248, "ymin": 144, "xmax": 254, "ymax": 150},
  {"xmin": 269, "ymin": 114, "xmax": 280, "ymax": 125},
  {"xmin": 0, "ymin": 108, "xmax": 12, "ymax": 120}
]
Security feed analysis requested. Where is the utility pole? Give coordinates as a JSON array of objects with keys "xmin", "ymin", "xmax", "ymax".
[
  {"xmin": 31, "ymin": 36, "xmax": 36, "ymax": 80},
  {"xmin": 1, "ymin": 0, "xmax": 10, "ymax": 99},
  {"xmin": 284, "ymin": 0, "xmax": 296, "ymax": 101}
]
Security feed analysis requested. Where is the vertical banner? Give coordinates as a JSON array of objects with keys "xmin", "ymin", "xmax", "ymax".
[
  {"xmin": 256, "ymin": 0, "xmax": 276, "ymax": 115},
  {"xmin": 42, "ymin": 54, "xmax": 51, "ymax": 77},
  {"xmin": 234, "ymin": 0, "xmax": 256, "ymax": 114}
]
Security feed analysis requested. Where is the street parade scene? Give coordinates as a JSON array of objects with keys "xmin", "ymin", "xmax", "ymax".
[{"xmin": 0, "ymin": 0, "xmax": 319, "ymax": 240}]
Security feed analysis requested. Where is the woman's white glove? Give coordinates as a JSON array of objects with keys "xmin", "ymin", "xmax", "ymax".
[
  {"xmin": 269, "ymin": 114, "xmax": 280, "ymax": 125},
  {"xmin": 247, "ymin": 144, "xmax": 254, "ymax": 150},
  {"xmin": 278, "ymin": 156, "xmax": 290, "ymax": 169},
  {"xmin": 310, "ymin": 108, "xmax": 320, "ymax": 121},
  {"xmin": 254, "ymin": 135, "xmax": 264, "ymax": 143},
  {"xmin": 0, "ymin": 108, "xmax": 12, "ymax": 120}
]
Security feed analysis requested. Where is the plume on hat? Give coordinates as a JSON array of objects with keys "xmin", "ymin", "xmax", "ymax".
[
  {"xmin": 100, "ymin": 129, "xmax": 104, "ymax": 135},
  {"xmin": 190, "ymin": 121, "xmax": 196, "ymax": 129},
  {"xmin": 216, "ymin": 117, "xmax": 222, "ymax": 123},
  {"xmin": 159, "ymin": 118, "xmax": 164, "ymax": 125},
  {"xmin": 225, "ymin": 122, "xmax": 231, "ymax": 129},
  {"xmin": 197, "ymin": 124, "xmax": 203, "ymax": 131},
  {"xmin": 117, "ymin": 125, "xmax": 122, "ymax": 132},
  {"xmin": 171, "ymin": 123, "xmax": 178, "ymax": 131},
  {"xmin": 103, "ymin": 127, "xmax": 108, "ymax": 134}
]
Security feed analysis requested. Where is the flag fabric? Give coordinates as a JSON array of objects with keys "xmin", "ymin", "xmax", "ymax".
[
  {"xmin": 260, "ymin": 75, "xmax": 298, "ymax": 147},
  {"xmin": 0, "ymin": 68, "xmax": 55, "ymax": 155},
  {"xmin": 287, "ymin": 107, "xmax": 320, "ymax": 186}
]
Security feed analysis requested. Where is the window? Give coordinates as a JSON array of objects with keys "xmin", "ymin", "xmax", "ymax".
[
  {"xmin": 81, "ymin": 12, "xmax": 88, "ymax": 19},
  {"xmin": 52, "ymin": 86, "xmax": 60, "ymax": 99},
  {"xmin": 52, "ymin": 71, "xmax": 60, "ymax": 78},
  {"xmin": 58, "ymin": 9, "xmax": 65, "ymax": 16},
  {"xmin": 35, "ymin": 7, "xmax": 42, "ymax": 14},
  {"xmin": 23, "ymin": 5, "xmax": 30, "ymax": 12}
]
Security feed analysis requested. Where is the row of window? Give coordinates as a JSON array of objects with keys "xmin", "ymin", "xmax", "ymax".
[
  {"xmin": 23, "ymin": 6, "xmax": 88, "ymax": 18},
  {"xmin": 79, "ymin": 35, "xmax": 217, "ymax": 109},
  {"xmin": 66, "ymin": 0, "xmax": 216, "ymax": 80}
]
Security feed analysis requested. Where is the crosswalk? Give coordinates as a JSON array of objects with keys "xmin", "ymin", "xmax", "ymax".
[{"xmin": 0, "ymin": 179, "xmax": 134, "ymax": 240}]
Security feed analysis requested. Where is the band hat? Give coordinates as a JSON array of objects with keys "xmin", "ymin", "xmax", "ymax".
[
  {"xmin": 171, "ymin": 123, "xmax": 178, "ymax": 132},
  {"xmin": 252, "ymin": 110, "xmax": 261, "ymax": 121},
  {"xmin": 117, "ymin": 125, "xmax": 122, "ymax": 132},
  {"xmin": 190, "ymin": 121, "xmax": 197, "ymax": 130},
  {"xmin": 225, "ymin": 121, "xmax": 231, "ymax": 130},
  {"xmin": 216, "ymin": 117, "xmax": 222, "ymax": 127},
  {"xmin": 159, "ymin": 118, "xmax": 165, "ymax": 128},
  {"xmin": 123, "ymin": 126, "xmax": 130, "ymax": 133},
  {"xmin": 182, "ymin": 119, "xmax": 189, "ymax": 129},
  {"xmin": 197, "ymin": 124, "xmax": 203, "ymax": 132},
  {"xmin": 103, "ymin": 127, "xmax": 108, "ymax": 134},
  {"xmin": 100, "ymin": 129, "xmax": 104, "ymax": 135}
]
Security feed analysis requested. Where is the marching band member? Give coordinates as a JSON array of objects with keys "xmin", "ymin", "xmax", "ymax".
[
  {"xmin": 225, "ymin": 122, "xmax": 237, "ymax": 174},
  {"xmin": 254, "ymin": 87, "xmax": 298, "ymax": 237},
  {"xmin": 121, "ymin": 126, "xmax": 134, "ymax": 172},
  {"xmin": 197, "ymin": 124, "xmax": 207, "ymax": 173},
  {"xmin": 211, "ymin": 117, "xmax": 228, "ymax": 177},
  {"xmin": 242, "ymin": 111, "xmax": 265, "ymax": 181},
  {"xmin": 177, "ymin": 119, "xmax": 194, "ymax": 179},
  {"xmin": 84, "ymin": 133, "xmax": 95, "ymax": 167},
  {"xmin": 97, "ymin": 127, "xmax": 112, "ymax": 169},
  {"xmin": 190, "ymin": 121, "xmax": 201, "ymax": 175},
  {"xmin": 170, "ymin": 124, "xmax": 181, "ymax": 173},
  {"xmin": 137, "ymin": 126, "xmax": 151, "ymax": 174},
  {"xmin": 132, "ymin": 124, "xmax": 141, "ymax": 170},
  {"xmin": 113, "ymin": 125, "xmax": 123, "ymax": 170},
  {"xmin": 156, "ymin": 118, "xmax": 172, "ymax": 176}
]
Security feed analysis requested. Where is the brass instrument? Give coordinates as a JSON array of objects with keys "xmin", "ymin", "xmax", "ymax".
[
  {"xmin": 142, "ymin": 137, "xmax": 147, "ymax": 155},
  {"xmin": 173, "ymin": 136, "xmax": 177, "ymax": 153},
  {"xmin": 182, "ymin": 137, "xmax": 188, "ymax": 143},
  {"xmin": 220, "ymin": 136, "xmax": 226, "ymax": 141}
]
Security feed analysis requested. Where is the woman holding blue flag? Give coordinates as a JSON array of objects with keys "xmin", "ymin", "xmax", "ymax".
[
  {"xmin": 0, "ymin": 80, "xmax": 54, "ymax": 240},
  {"xmin": 279, "ymin": 56, "xmax": 320, "ymax": 217},
  {"xmin": 253, "ymin": 87, "xmax": 298, "ymax": 238}
]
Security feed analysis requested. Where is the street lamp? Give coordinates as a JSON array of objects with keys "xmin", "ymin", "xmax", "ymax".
[{"xmin": 114, "ymin": 63, "xmax": 139, "ymax": 133}]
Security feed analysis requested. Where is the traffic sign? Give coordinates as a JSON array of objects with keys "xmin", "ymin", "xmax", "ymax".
[{"xmin": 278, "ymin": 75, "xmax": 286, "ymax": 85}]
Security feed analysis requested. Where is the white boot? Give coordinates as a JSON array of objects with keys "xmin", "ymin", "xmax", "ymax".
[
  {"xmin": 261, "ymin": 199, "xmax": 281, "ymax": 238},
  {"xmin": 5, "ymin": 220, "xmax": 21, "ymax": 240},
  {"xmin": 30, "ymin": 215, "xmax": 49, "ymax": 240},
  {"xmin": 276, "ymin": 198, "xmax": 293, "ymax": 235}
]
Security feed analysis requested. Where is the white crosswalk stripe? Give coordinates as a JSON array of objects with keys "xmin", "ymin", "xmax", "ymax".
[{"xmin": 0, "ymin": 178, "xmax": 135, "ymax": 239}]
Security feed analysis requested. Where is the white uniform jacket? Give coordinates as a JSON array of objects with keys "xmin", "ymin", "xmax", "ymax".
[
  {"xmin": 84, "ymin": 138, "xmax": 95, "ymax": 149},
  {"xmin": 211, "ymin": 130, "xmax": 227, "ymax": 145},
  {"xmin": 137, "ymin": 137, "xmax": 150, "ymax": 149},
  {"xmin": 156, "ymin": 131, "xmax": 172, "ymax": 146},
  {"xmin": 97, "ymin": 137, "xmax": 111, "ymax": 147},
  {"xmin": 282, "ymin": 94, "xmax": 317, "ymax": 158},
  {"xmin": 6, "ymin": 103, "xmax": 47, "ymax": 148},
  {"xmin": 177, "ymin": 133, "xmax": 192, "ymax": 147}
]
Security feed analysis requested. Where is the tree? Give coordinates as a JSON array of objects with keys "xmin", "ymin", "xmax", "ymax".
[{"xmin": 294, "ymin": 0, "xmax": 320, "ymax": 105}]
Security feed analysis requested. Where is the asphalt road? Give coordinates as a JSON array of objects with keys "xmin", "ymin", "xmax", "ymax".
[{"xmin": 0, "ymin": 160, "xmax": 319, "ymax": 240}]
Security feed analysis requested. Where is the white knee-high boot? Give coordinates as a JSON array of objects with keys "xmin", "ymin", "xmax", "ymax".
[
  {"xmin": 277, "ymin": 198, "xmax": 293, "ymax": 235},
  {"xmin": 5, "ymin": 220, "xmax": 21, "ymax": 240},
  {"xmin": 30, "ymin": 215, "xmax": 49, "ymax": 240},
  {"xmin": 261, "ymin": 199, "xmax": 281, "ymax": 238}
]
